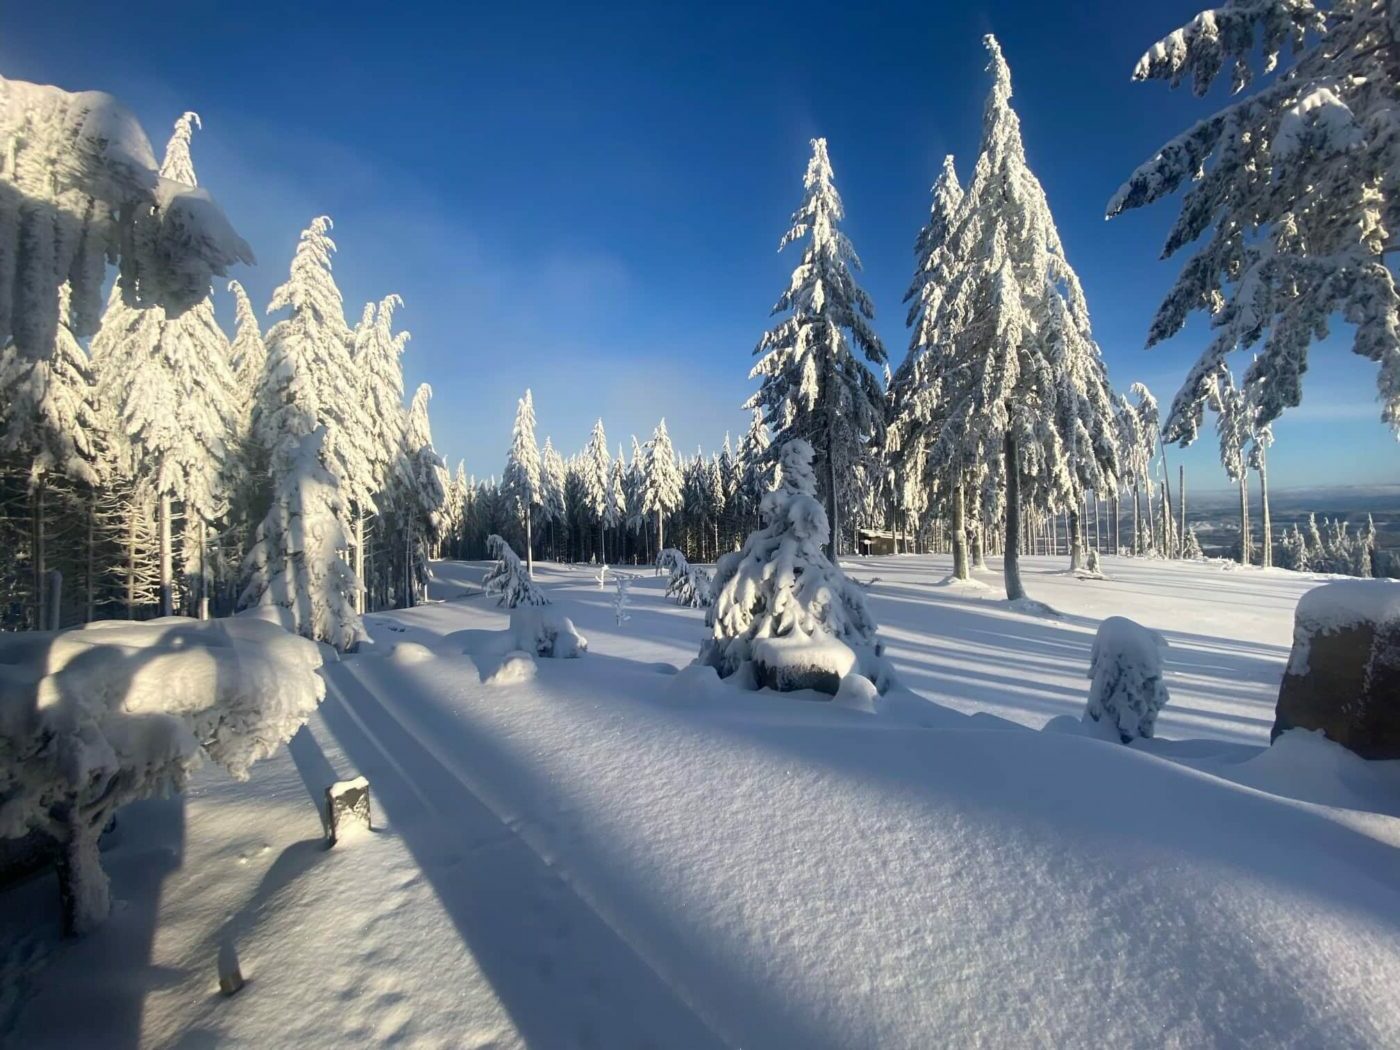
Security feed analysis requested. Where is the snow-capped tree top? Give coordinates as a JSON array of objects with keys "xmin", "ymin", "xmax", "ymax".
[
  {"xmin": 159, "ymin": 111, "xmax": 200, "ymax": 186},
  {"xmin": 227, "ymin": 279, "xmax": 264, "ymax": 391},
  {"xmin": 503, "ymin": 388, "xmax": 542, "ymax": 511},
  {"xmin": 582, "ymin": 418, "xmax": 611, "ymax": 519},
  {"xmin": 643, "ymin": 418, "xmax": 684, "ymax": 516},
  {"xmin": 268, "ymin": 217, "xmax": 348, "ymax": 337},
  {"xmin": 748, "ymin": 136, "xmax": 887, "ymax": 487},
  {"xmin": 1107, "ymin": 0, "xmax": 1398, "ymax": 438},
  {"xmin": 909, "ymin": 35, "xmax": 1119, "ymax": 508}
]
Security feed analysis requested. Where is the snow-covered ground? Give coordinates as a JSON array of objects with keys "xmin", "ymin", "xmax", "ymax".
[{"xmin": 4, "ymin": 554, "xmax": 1399, "ymax": 1048}]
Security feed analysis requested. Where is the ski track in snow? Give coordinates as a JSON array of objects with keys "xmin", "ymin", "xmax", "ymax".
[{"xmin": 4, "ymin": 553, "xmax": 1400, "ymax": 1048}]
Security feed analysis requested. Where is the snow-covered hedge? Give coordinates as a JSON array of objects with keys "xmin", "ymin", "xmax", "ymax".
[
  {"xmin": 657, "ymin": 548, "xmax": 713, "ymax": 609},
  {"xmin": 1084, "ymin": 616, "xmax": 1170, "ymax": 743},
  {"xmin": 702, "ymin": 440, "xmax": 893, "ymax": 695},
  {"xmin": 0, "ymin": 616, "xmax": 324, "ymax": 933},
  {"xmin": 483, "ymin": 535, "xmax": 548, "ymax": 608}
]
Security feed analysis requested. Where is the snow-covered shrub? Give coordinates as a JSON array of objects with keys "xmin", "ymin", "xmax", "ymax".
[
  {"xmin": 0, "ymin": 616, "xmax": 324, "ymax": 933},
  {"xmin": 702, "ymin": 439, "xmax": 893, "ymax": 695},
  {"xmin": 483, "ymin": 534, "xmax": 547, "ymax": 607},
  {"xmin": 658, "ymin": 548, "xmax": 713, "ymax": 609},
  {"xmin": 1084, "ymin": 616, "xmax": 1170, "ymax": 744},
  {"xmin": 613, "ymin": 573, "xmax": 632, "ymax": 626},
  {"xmin": 507, "ymin": 608, "xmax": 587, "ymax": 659}
]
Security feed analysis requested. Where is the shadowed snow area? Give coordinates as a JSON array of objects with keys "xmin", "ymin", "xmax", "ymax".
[{"xmin": 4, "ymin": 554, "xmax": 1399, "ymax": 1048}]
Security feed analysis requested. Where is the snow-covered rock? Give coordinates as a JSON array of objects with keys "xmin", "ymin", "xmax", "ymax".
[
  {"xmin": 1084, "ymin": 616, "xmax": 1170, "ymax": 743},
  {"xmin": 1275, "ymin": 580, "xmax": 1400, "ymax": 759}
]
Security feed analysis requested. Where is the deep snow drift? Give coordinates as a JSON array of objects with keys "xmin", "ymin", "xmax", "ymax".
[{"xmin": 3, "ymin": 553, "xmax": 1399, "ymax": 1048}]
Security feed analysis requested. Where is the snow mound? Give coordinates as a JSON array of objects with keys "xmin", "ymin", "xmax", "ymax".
[
  {"xmin": 668, "ymin": 662, "xmax": 730, "ymax": 704},
  {"xmin": 1006, "ymin": 597, "xmax": 1060, "ymax": 617},
  {"xmin": 1233, "ymin": 729, "xmax": 1400, "ymax": 817},
  {"xmin": 508, "ymin": 608, "xmax": 587, "ymax": 659},
  {"xmin": 388, "ymin": 642, "xmax": 436, "ymax": 665},
  {"xmin": 483, "ymin": 650, "xmax": 538, "ymax": 686},
  {"xmin": 833, "ymin": 673, "xmax": 880, "ymax": 713}
]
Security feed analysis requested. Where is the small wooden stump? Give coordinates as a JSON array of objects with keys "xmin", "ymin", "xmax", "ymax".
[
  {"xmin": 326, "ymin": 777, "xmax": 371, "ymax": 846},
  {"xmin": 218, "ymin": 940, "xmax": 244, "ymax": 996}
]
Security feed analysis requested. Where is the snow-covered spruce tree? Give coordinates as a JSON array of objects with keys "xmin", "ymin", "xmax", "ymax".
[
  {"xmin": 1084, "ymin": 616, "xmax": 1171, "ymax": 743},
  {"xmin": 917, "ymin": 37, "xmax": 1119, "ymax": 599},
  {"xmin": 502, "ymin": 389, "xmax": 542, "ymax": 576},
  {"xmin": 582, "ymin": 419, "xmax": 610, "ymax": 562},
  {"xmin": 643, "ymin": 419, "xmax": 684, "ymax": 554},
  {"xmin": 392, "ymin": 384, "xmax": 449, "ymax": 605},
  {"xmin": 606, "ymin": 450, "xmax": 626, "ymax": 556},
  {"xmin": 262, "ymin": 217, "xmax": 376, "ymax": 606},
  {"xmin": 736, "ymin": 408, "xmax": 773, "ymax": 535},
  {"xmin": 90, "ymin": 114, "xmax": 240, "ymax": 617},
  {"xmin": 483, "ymin": 533, "xmax": 548, "ymax": 607},
  {"xmin": 659, "ymin": 547, "xmax": 714, "ymax": 609},
  {"xmin": 225, "ymin": 279, "xmax": 267, "ymax": 567},
  {"xmin": 702, "ymin": 439, "xmax": 893, "ymax": 695},
  {"xmin": 1108, "ymin": 0, "xmax": 1400, "ymax": 439},
  {"xmin": 1208, "ymin": 367, "xmax": 1256, "ymax": 565},
  {"xmin": 891, "ymin": 154, "xmax": 973, "ymax": 578},
  {"xmin": 240, "ymin": 426, "xmax": 363, "ymax": 651},
  {"xmin": 748, "ymin": 138, "xmax": 888, "ymax": 559},
  {"xmin": 539, "ymin": 437, "xmax": 567, "ymax": 560},
  {"xmin": 0, "ymin": 75, "xmax": 252, "ymax": 364},
  {"xmin": 351, "ymin": 293, "xmax": 410, "ymax": 607},
  {"xmin": 0, "ymin": 285, "xmax": 105, "ymax": 628}
]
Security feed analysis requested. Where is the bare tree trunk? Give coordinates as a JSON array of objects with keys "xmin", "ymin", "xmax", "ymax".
[
  {"xmin": 952, "ymin": 483, "xmax": 969, "ymax": 581},
  {"xmin": 1179, "ymin": 466, "xmax": 1187, "ymax": 557},
  {"xmin": 33, "ymin": 480, "xmax": 47, "ymax": 630},
  {"xmin": 1160, "ymin": 438, "xmax": 1176, "ymax": 557},
  {"xmin": 354, "ymin": 515, "xmax": 367, "ymax": 614},
  {"xmin": 1003, "ymin": 432, "xmax": 1025, "ymax": 601},
  {"xmin": 86, "ymin": 494, "xmax": 96, "ymax": 623},
  {"xmin": 1238, "ymin": 474, "xmax": 1250, "ymax": 566},
  {"xmin": 1068, "ymin": 506, "xmax": 1084, "ymax": 571},
  {"xmin": 1258, "ymin": 446, "xmax": 1272, "ymax": 569},
  {"xmin": 525, "ymin": 506, "xmax": 534, "ymax": 578},
  {"xmin": 158, "ymin": 493, "xmax": 174, "ymax": 616},
  {"xmin": 1132, "ymin": 484, "xmax": 1142, "ymax": 554}
]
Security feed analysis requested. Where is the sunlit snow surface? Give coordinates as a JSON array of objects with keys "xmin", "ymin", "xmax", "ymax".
[{"xmin": 4, "ymin": 554, "xmax": 1399, "ymax": 1048}]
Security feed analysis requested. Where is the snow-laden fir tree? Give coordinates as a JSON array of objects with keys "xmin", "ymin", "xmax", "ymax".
[
  {"xmin": 736, "ymin": 408, "xmax": 773, "ymax": 534},
  {"xmin": 914, "ymin": 37, "xmax": 1119, "ymax": 598},
  {"xmin": 891, "ymin": 154, "xmax": 974, "ymax": 578},
  {"xmin": 1107, "ymin": 0, "xmax": 1399, "ymax": 438},
  {"xmin": 0, "ymin": 284, "xmax": 106, "ymax": 628},
  {"xmin": 582, "ymin": 419, "xmax": 610, "ymax": 562},
  {"xmin": 483, "ymin": 533, "xmax": 548, "ymax": 607},
  {"xmin": 0, "ymin": 74, "xmax": 251, "ymax": 363},
  {"xmin": 606, "ymin": 449, "xmax": 626, "ymax": 551},
  {"xmin": 90, "ymin": 114, "xmax": 239, "ymax": 616},
  {"xmin": 502, "ymin": 388, "xmax": 541, "ymax": 576},
  {"xmin": 642, "ymin": 419, "xmax": 683, "ymax": 553},
  {"xmin": 240, "ymin": 426, "xmax": 363, "ymax": 651},
  {"xmin": 748, "ymin": 138, "xmax": 887, "ymax": 558},
  {"xmin": 703, "ymin": 439, "xmax": 893, "ymax": 695},
  {"xmin": 262, "ymin": 217, "xmax": 376, "ymax": 597},
  {"xmin": 392, "ymin": 384, "xmax": 450, "ymax": 605},
  {"xmin": 1208, "ymin": 367, "xmax": 1256, "ymax": 565},
  {"xmin": 539, "ymin": 437, "xmax": 567, "ymax": 559},
  {"xmin": 350, "ymin": 293, "xmax": 411, "ymax": 607}
]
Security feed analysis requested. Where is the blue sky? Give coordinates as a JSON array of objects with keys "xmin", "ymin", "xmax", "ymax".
[{"xmin": 6, "ymin": 2, "xmax": 1397, "ymax": 492}]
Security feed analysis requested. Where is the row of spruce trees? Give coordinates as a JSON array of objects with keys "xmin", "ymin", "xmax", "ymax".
[{"xmin": 0, "ymin": 115, "xmax": 450, "ymax": 643}]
